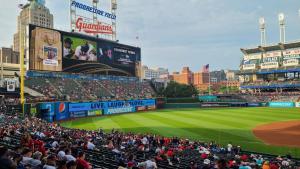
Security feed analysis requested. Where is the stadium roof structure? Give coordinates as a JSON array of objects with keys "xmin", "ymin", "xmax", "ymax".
[
  {"xmin": 62, "ymin": 62, "xmax": 133, "ymax": 76},
  {"xmin": 241, "ymin": 40, "xmax": 300, "ymax": 55}
]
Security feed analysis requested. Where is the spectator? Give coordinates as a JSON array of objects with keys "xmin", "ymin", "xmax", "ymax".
[
  {"xmin": 76, "ymin": 152, "xmax": 92, "ymax": 169},
  {"xmin": 0, "ymin": 146, "xmax": 16, "ymax": 169}
]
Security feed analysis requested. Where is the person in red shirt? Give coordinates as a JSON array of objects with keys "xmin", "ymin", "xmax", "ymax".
[
  {"xmin": 166, "ymin": 149, "xmax": 174, "ymax": 158},
  {"xmin": 240, "ymin": 154, "xmax": 248, "ymax": 161},
  {"xmin": 76, "ymin": 152, "xmax": 92, "ymax": 169}
]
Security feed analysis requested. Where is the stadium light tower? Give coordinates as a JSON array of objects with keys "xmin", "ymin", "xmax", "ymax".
[
  {"xmin": 111, "ymin": 0, "xmax": 117, "ymax": 41},
  {"xmin": 278, "ymin": 13, "xmax": 286, "ymax": 43},
  {"xmin": 259, "ymin": 17, "xmax": 266, "ymax": 46}
]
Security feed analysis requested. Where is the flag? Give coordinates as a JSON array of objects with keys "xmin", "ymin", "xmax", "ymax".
[{"xmin": 202, "ymin": 64, "xmax": 209, "ymax": 73}]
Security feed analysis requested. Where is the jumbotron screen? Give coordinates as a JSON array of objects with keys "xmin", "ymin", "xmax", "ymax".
[{"xmin": 29, "ymin": 25, "xmax": 141, "ymax": 77}]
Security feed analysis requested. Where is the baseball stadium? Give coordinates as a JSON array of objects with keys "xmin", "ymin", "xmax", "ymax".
[{"xmin": 0, "ymin": 0, "xmax": 300, "ymax": 169}]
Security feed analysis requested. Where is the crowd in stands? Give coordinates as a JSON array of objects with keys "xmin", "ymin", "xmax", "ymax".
[
  {"xmin": 0, "ymin": 112, "xmax": 299, "ymax": 169},
  {"xmin": 241, "ymin": 79, "xmax": 300, "ymax": 88},
  {"xmin": 240, "ymin": 92, "xmax": 300, "ymax": 103},
  {"xmin": 25, "ymin": 77, "xmax": 156, "ymax": 103}
]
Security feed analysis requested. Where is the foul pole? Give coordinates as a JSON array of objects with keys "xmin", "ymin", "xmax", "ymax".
[{"xmin": 19, "ymin": 23, "xmax": 25, "ymax": 117}]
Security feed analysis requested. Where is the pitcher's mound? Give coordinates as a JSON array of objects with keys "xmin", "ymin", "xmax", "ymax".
[{"xmin": 253, "ymin": 121, "xmax": 300, "ymax": 147}]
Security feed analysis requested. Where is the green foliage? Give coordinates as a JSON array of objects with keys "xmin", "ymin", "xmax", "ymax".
[{"xmin": 161, "ymin": 81, "xmax": 199, "ymax": 98}]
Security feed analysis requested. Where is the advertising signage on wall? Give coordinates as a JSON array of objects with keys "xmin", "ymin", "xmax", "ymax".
[
  {"xmin": 75, "ymin": 17, "xmax": 113, "ymax": 35},
  {"xmin": 71, "ymin": 0, "xmax": 116, "ymax": 20},
  {"xmin": 243, "ymin": 53, "xmax": 261, "ymax": 60},
  {"xmin": 260, "ymin": 62, "xmax": 279, "ymax": 69},
  {"xmin": 263, "ymin": 51, "xmax": 281, "ymax": 58},
  {"xmin": 69, "ymin": 99, "xmax": 156, "ymax": 112},
  {"xmin": 242, "ymin": 64, "xmax": 256, "ymax": 70},
  {"xmin": 269, "ymin": 102, "xmax": 295, "ymax": 108},
  {"xmin": 283, "ymin": 59, "xmax": 299, "ymax": 67}
]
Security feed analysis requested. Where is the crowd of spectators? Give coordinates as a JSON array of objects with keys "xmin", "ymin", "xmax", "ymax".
[
  {"xmin": 25, "ymin": 77, "xmax": 156, "ymax": 103},
  {"xmin": 240, "ymin": 92, "xmax": 300, "ymax": 103},
  {"xmin": 0, "ymin": 112, "xmax": 298, "ymax": 169},
  {"xmin": 241, "ymin": 79, "xmax": 300, "ymax": 87}
]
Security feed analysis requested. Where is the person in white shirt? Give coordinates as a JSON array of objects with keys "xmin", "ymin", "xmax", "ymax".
[
  {"xmin": 138, "ymin": 158, "xmax": 158, "ymax": 169},
  {"xmin": 21, "ymin": 148, "xmax": 33, "ymax": 166},
  {"xmin": 51, "ymin": 140, "xmax": 59, "ymax": 148},
  {"xmin": 43, "ymin": 155, "xmax": 56, "ymax": 169},
  {"xmin": 227, "ymin": 142, "xmax": 233, "ymax": 153},
  {"xmin": 64, "ymin": 149, "xmax": 76, "ymax": 162},
  {"xmin": 87, "ymin": 141, "xmax": 96, "ymax": 150},
  {"xmin": 57, "ymin": 149, "xmax": 65, "ymax": 161},
  {"xmin": 74, "ymin": 42, "xmax": 97, "ymax": 61}
]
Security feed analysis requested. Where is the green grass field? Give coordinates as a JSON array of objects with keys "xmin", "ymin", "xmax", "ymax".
[{"xmin": 61, "ymin": 107, "xmax": 300, "ymax": 157}]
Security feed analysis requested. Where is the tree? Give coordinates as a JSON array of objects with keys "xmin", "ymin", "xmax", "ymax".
[{"xmin": 162, "ymin": 81, "xmax": 199, "ymax": 98}]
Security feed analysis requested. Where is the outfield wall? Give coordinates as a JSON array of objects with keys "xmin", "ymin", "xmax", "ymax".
[{"xmin": 35, "ymin": 99, "xmax": 156, "ymax": 122}]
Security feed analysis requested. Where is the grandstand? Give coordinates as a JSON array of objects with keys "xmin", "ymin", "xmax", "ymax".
[
  {"xmin": 24, "ymin": 71, "xmax": 156, "ymax": 103},
  {"xmin": 239, "ymin": 41, "xmax": 300, "ymax": 102}
]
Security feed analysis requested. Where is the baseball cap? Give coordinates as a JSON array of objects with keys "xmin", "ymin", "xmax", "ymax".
[{"xmin": 204, "ymin": 159, "xmax": 210, "ymax": 165}]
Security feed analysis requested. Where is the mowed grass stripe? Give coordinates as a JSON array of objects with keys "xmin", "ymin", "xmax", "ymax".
[
  {"xmin": 170, "ymin": 108, "xmax": 300, "ymax": 126},
  {"xmin": 150, "ymin": 111, "xmax": 256, "ymax": 141},
  {"xmin": 133, "ymin": 113, "xmax": 203, "ymax": 138},
  {"xmin": 113, "ymin": 113, "xmax": 185, "ymax": 137},
  {"xmin": 144, "ymin": 112, "xmax": 256, "ymax": 142}
]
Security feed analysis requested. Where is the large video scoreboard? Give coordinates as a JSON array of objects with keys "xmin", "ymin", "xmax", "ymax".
[{"xmin": 28, "ymin": 25, "xmax": 141, "ymax": 77}]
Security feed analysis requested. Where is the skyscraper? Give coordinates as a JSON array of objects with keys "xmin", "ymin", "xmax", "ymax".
[{"xmin": 13, "ymin": 0, "xmax": 53, "ymax": 52}]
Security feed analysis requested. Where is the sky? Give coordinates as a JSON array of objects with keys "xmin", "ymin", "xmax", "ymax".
[{"xmin": 1, "ymin": 0, "xmax": 300, "ymax": 72}]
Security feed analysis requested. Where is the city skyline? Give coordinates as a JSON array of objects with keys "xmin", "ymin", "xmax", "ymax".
[{"xmin": 1, "ymin": 0, "xmax": 300, "ymax": 72}]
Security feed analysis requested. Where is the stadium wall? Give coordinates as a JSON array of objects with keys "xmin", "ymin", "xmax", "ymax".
[{"xmin": 34, "ymin": 99, "xmax": 156, "ymax": 122}]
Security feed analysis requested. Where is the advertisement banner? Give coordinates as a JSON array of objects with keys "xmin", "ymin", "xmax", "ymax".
[
  {"xmin": 268, "ymin": 102, "xmax": 295, "ymax": 108},
  {"xmin": 75, "ymin": 17, "xmax": 113, "ymax": 35},
  {"xmin": 243, "ymin": 64, "xmax": 256, "ymax": 70},
  {"xmin": 283, "ymin": 49, "xmax": 300, "ymax": 56},
  {"xmin": 147, "ymin": 105, "xmax": 157, "ymax": 110},
  {"xmin": 104, "ymin": 107, "xmax": 136, "ymax": 115},
  {"xmin": 283, "ymin": 59, "xmax": 299, "ymax": 66},
  {"xmin": 113, "ymin": 47, "xmax": 138, "ymax": 66},
  {"xmin": 55, "ymin": 102, "xmax": 70, "ymax": 121},
  {"xmin": 87, "ymin": 110, "xmax": 102, "ymax": 116},
  {"xmin": 260, "ymin": 62, "xmax": 279, "ymax": 69},
  {"xmin": 69, "ymin": 102, "xmax": 105, "ymax": 112},
  {"xmin": 70, "ymin": 111, "xmax": 87, "ymax": 118},
  {"xmin": 247, "ymin": 103, "xmax": 260, "ymax": 107},
  {"xmin": 263, "ymin": 51, "xmax": 281, "ymax": 58},
  {"xmin": 137, "ymin": 106, "xmax": 146, "ymax": 111},
  {"xmin": 71, "ymin": 0, "xmax": 116, "ymax": 20},
  {"xmin": 295, "ymin": 102, "xmax": 300, "ymax": 108},
  {"xmin": 40, "ymin": 103, "xmax": 55, "ymax": 116},
  {"xmin": 244, "ymin": 53, "xmax": 261, "ymax": 60},
  {"xmin": 262, "ymin": 57, "xmax": 278, "ymax": 63},
  {"xmin": 69, "ymin": 99, "xmax": 156, "ymax": 112}
]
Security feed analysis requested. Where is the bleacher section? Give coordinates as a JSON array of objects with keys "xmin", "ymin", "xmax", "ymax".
[{"xmin": 24, "ymin": 72, "xmax": 156, "ymax": 102}]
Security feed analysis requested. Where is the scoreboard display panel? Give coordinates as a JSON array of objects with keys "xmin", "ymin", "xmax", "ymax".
[{"xmin": 29, "ymin": 25, "xmax": 141, "ymax": 77}]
